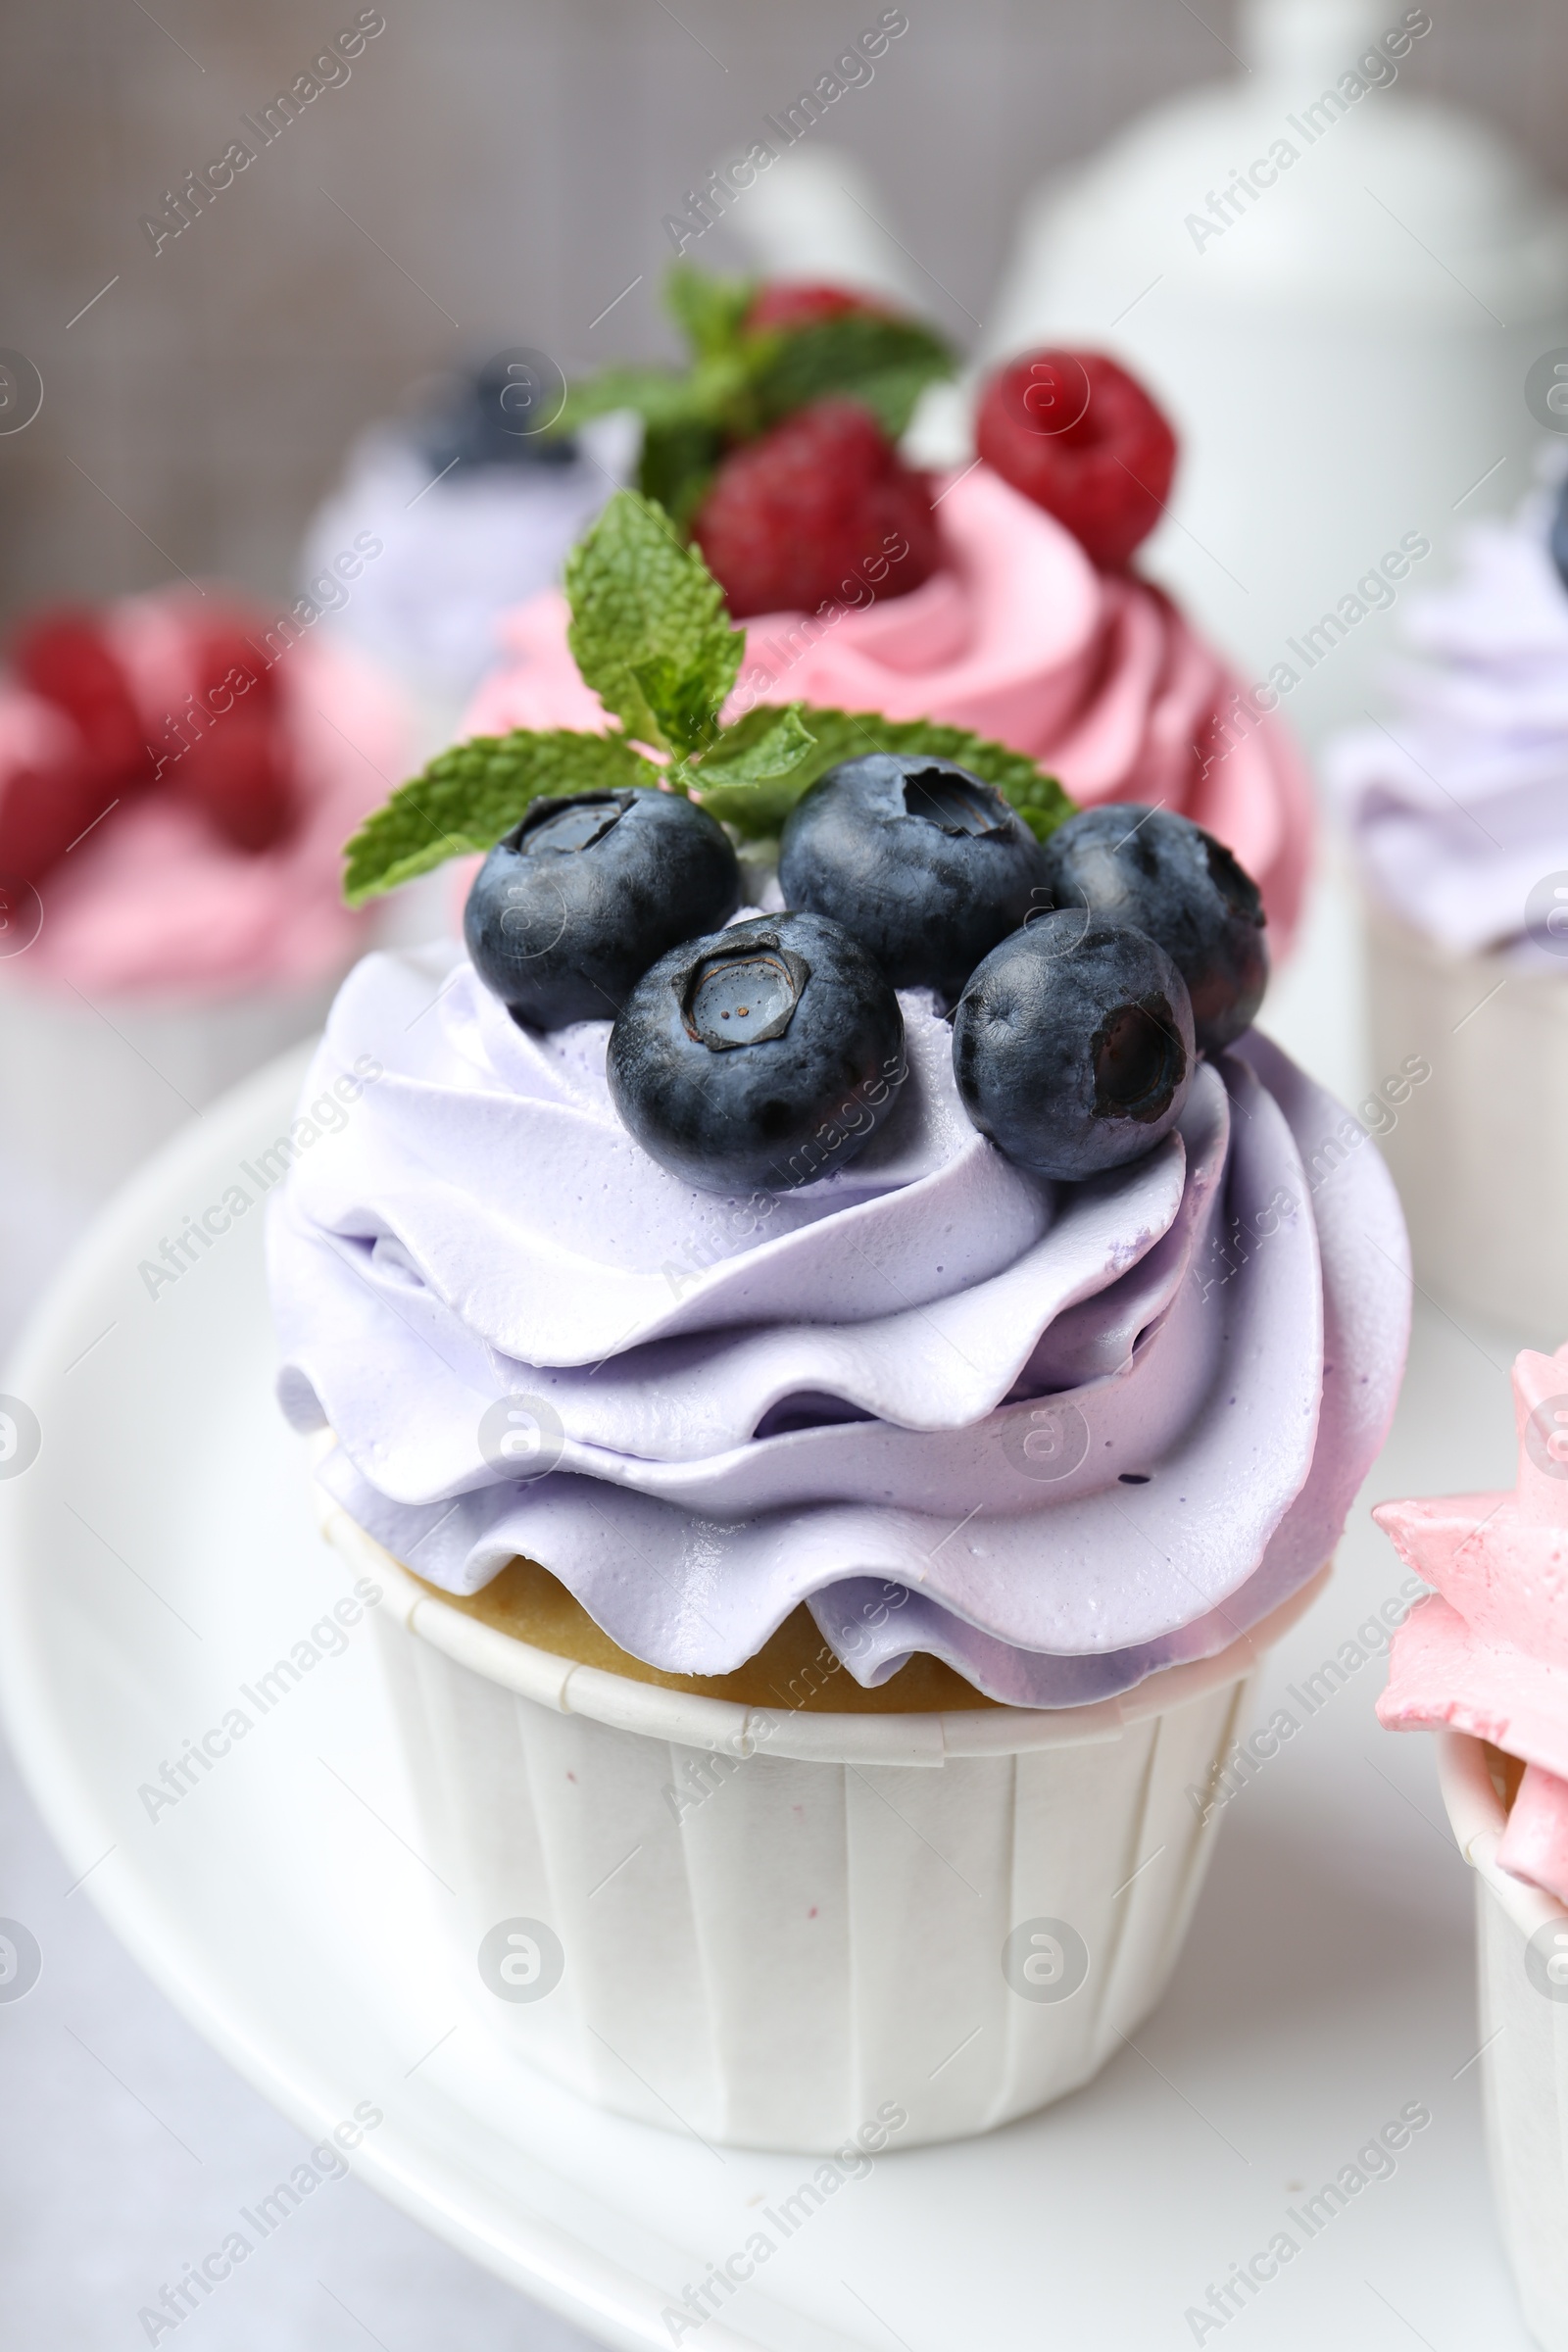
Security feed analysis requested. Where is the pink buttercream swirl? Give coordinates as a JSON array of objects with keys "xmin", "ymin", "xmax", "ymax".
[
  {"xmin": 463, "ymin": 466, "xmax": 1313, "ymax": 944},
  {"xmin": 1378, "ymin": 1344, "xmax": 1568, "ymax": 1907},
  {"xmin": 0, "ymin": 588, "xmax": 409, "ymax": 998}
]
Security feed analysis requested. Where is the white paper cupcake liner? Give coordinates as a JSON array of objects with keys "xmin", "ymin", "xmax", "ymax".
[
  {"xmin": 1439, "ymin": 1731, "xmax": 1568, "ymax": 2351},
  {"xmin": 1367, "ymin": 904, "xmax": 1568, "ymax": 1333},
  {"xmin": 319, "ymin": 1484, "xmax": 1327, "ymax": 2152}
]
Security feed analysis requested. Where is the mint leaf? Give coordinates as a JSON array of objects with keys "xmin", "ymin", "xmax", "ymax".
[
  {"xmin": 750, "ymin": 314, "xmax": 956, "ymax": 439},
  {"xmin": 628, "ymin": 653, "xmax": 725, "ymax": 760},
  {"xmin": 694, "ymin": 705, "xmax": 1074, "ymax": 843},
  {"xmin": 556, "ymin": 365, "xmax": 700, "ymax": 436},
  {"xmin": 831, "ymin": 361, "xmax": 954, "ymax": 443},
  {"xmin": 564, "ymin": 491, "xmax": 742, "ymax": 752},
  {"xmin": 697, "ymin": 705, "xmax": 815, "ymax": 793},
  {"xmin": 665, "ymin": 262, "xmax": 756, "ymax": 362},
  {"xmin": 342, "ymin": 729, "xmax": 654, "ymax": 906},
  {"xmin": 637, "ymin": 419, "xmax": 725, "ymax": 535}
]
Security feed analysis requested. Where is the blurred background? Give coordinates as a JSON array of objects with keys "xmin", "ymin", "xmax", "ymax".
[
  {"xmin": 5, "ymin": 0, "xmax": 1563, "ymax": 624},
  {"xmin": 7, "ymin": 1, "xmax": 1568, "ymax": 2345}
]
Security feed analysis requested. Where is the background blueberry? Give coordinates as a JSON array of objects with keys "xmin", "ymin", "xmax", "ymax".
[
  {"xmin": 953, "ymin": 914, "xmax": 1194, "ymax": 1180},
  {"xmin": 465, "ymin": 787, "xmax": 739, "ymax": 1030},
  {"xmin": 1035, "ymin": 804, "xmax": 1266, "ymax": 1054},
  {"xmin": 417, "ymin": 352, "xmax": 579, "ymax": 473},
  {"xmin": 608, "ymin": 910, "xmax": 906, "ymax": 1194},
  {"xmin": 778, "ymin": 753, "xmax": 1047, "ymax": 1006}
]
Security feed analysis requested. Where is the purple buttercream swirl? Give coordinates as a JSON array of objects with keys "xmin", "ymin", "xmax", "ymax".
[
  {"xmin": 268, "ymin": 945, "xmax": 1410, "ymax": 1706},
  {"xmin": 1328, "ymin": 478, "xmax": 1568, "ymax": 959}
]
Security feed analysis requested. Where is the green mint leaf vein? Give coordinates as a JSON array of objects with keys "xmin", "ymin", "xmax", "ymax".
[
  {"xmin": 696, "ymin": 705, "xmax": 815, "ymax": 792},
  {"xmin": 341, "ymin": 729, "xmax": 654, "ymax": 906},
  {"xmin": 564, "ymin": 490, "xmax": 742, "ymax": 754},
  {"xmin": 627, "ymin": 653, "xmax": 725, "ymax": 760}
]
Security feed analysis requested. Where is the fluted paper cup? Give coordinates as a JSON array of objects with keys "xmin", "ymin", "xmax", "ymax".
[
  {"xmin": 320, "ymin": 1487, "xmax": 1326, "ymax": 2153},
  {"xmin": 1439, "ymin": 1731, "xmax": 1568, "ymax": 2351},
  {"xmin": 1367, "ymin": 904, "xmax": 1568, "ymax": 1334}
]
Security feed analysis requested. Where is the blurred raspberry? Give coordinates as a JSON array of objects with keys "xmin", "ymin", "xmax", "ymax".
[
  {"xmin": 162, "ymin": 612, "xmax": 293, "ymax": 854},
  {"xmin": 691, "ymin": 399, "xmax": 940, "ymax": 620},
  {"xmin": 0, "ymin": 612, "xmax": 147, "ymax": 887},
  {"xmin": 13, "ymin": 610, "xmax": 144, "ymax": 775},
  {"xmin": 0, "ymin": 751, "xmax": 121, "ymax": 889},
  {"xmin": 189, "ymin": 617, "xmax": 279, "ymax": 711},
  {"xmin": 976, "ymin": 349, "xmax": 1177, "ymax": 570},
  {"xmin": 172, "ymin": 702, "xmax": 295, "ymax": 854}
]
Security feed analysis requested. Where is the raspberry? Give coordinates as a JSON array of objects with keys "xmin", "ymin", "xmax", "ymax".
[
  {"xmin": 173, "ymin": 618, "xmax": 293, "ymax": 854},
  {"xmin": 190, "ymin": 619, "xmax": 278, "ymax": 710},
  {"xmin": 164, "ymin": 613, "xmax": 293, "ymax": 854},
  {"xmin": 172, "ymin": 705, "xmax": 295, "ymax": 854},
  {"xmin": 976, "ymin": 349, "xmax": 1177, "ymax": 571},
  {"xmin": 0, "ymin": 753, "xmax": 120, "ymax": 889},
  {"xmin": 745, "ymin": 282, "xmax": 889, "ymax": 335},
  {"xmin": 0, "ymin": 601, "xmax": 296, "ymax": 883},
  {"xmin": 691, "ymin": 399, "xmax": 940, "ymax": 620},
  {"xmin": 13, "ymin": 610, "xmax": 144, "ymax": 775},
  {"xmin": 0, "ymin": 612, "xmax": 148, "ymax": 888}
]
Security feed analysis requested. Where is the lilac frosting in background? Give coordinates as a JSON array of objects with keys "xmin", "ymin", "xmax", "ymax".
[
  {"xmin": 268, "ymin": 948, "xmax": 1410, "ymax": 1707},
  {"xmin": 302, "ymin": 412, "xmax": 635, "ymax": 720},
  {"xmin": 1328, "ymin": 469, "xmax": 1568, "ymax": 961}
]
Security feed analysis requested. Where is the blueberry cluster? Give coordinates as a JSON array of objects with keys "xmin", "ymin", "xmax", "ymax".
[{"xmin": 464, "ymin": 760, "xmax": 1267, "ymax": 1193}]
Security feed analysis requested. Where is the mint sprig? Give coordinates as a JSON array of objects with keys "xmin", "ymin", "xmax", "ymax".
[
  {"xmin": 556, "ymin": 262, "xmax": 956, "ymax": 533},
  {"xmin": 342, "ymin": 490, "xmax": 1072, "ymax": 906}
]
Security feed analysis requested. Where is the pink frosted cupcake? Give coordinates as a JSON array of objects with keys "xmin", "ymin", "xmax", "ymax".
[
  {"xmin": 0, "ymin": 588, "xmax": 408, "ymax": 1324},
  {"xmin": 466, "ymin": 275, "xmax": 1313, "ymax": 944},
  {"xmin": 1377, "ymin": 1344, "xmax": 1568, "ymax": 2346}
]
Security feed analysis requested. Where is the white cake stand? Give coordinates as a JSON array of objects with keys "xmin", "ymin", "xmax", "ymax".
[{"xmin": 0, "ymin": 1045, "xmax": 1537, "ymax": 2350}]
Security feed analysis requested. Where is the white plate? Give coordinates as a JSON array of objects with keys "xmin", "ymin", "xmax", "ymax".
[{"xmin": 0, "ymin": 1046, "xmax": 1537, "ymax": 2351}]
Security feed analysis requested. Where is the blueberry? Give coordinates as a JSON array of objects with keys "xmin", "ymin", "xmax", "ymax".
[
  {"xmin": 466, "ymin": 788, "xmax": 740, "ymax": 1030},
  {"xmin": 607, "ymin": 911, "xmax": 906, "ymax": 1194},
  {"xmin": 953, "ymin": 914, "xmax": 1194, "ymax": 1180},
  {"xmin": 1036, "ymin": 805, "xmax": 1266, "ymax": 1053},
  {"xmin": 417, "ymin": 355, "xmax": 580, "ymax": 473},
  {"xmin": 778, "ymin": 754, "xmax": 1047, "ymax": 1006}
]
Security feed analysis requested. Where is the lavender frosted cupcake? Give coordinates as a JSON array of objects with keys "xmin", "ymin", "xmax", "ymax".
[
  {"xmin": 270, "ymin": 491, "xmax": 1409, "ymax": 2150},
  {"xmin": 1329, "ymin": 465, "xmax": 1568, "ymax": 1332}
]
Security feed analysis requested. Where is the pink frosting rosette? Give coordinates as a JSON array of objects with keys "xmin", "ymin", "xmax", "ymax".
[
  {"xmin": 0, "ymin": 587, "xmax": 410, "ymax": 999},
  {"xmin": 1378, "ymin": 1343, "xmax": 1568, "ymax": 1907},
  {"xmin": 463, "ymin": 466, "xmax": 1313, "ymax": 945}
]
